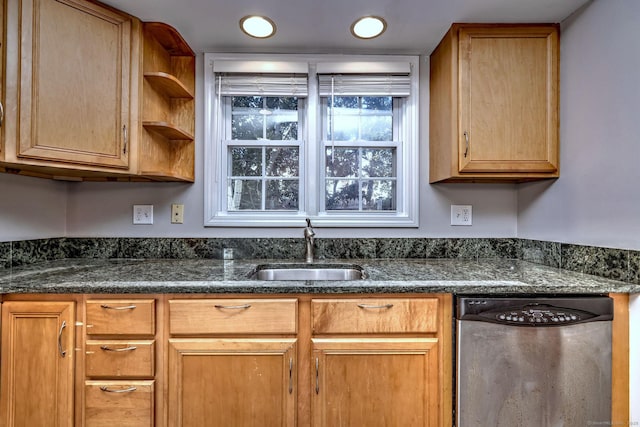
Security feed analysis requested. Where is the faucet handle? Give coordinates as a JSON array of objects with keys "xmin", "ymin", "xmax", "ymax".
[{"xmin": 306, "ymin": 218, "xmax": 312, "ymax": 227}]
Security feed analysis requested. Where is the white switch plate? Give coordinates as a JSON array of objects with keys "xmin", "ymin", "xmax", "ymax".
[
  {"xmin": 451, "ymin": 205, "xmax": 472, "ymax": 226},
  {"xmin": 171, "ymin": 204, "xmax": 184, "ymax": 224},
  {"xmin": 133, "ymin": 205, "xmax": 153, "ymax": 225}
]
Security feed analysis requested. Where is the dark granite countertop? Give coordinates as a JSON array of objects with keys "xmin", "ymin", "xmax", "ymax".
[{"xmin": 0, "ymin": 258, "xmax": 637, "ymax": 294}]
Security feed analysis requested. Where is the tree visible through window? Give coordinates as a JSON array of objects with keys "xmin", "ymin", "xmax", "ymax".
[
  {"xmin": 323, "ymin": 96, "xmax": 397, "ymax": 211},
  {"xmin": 226, "ymin": 96, "xmax": 302, "ymax": 211}
]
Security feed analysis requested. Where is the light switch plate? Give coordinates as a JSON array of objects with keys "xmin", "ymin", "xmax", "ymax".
[
  {"xmin": 133, "ymin": 205, "xmax": 153, "ymax": 225},
  {"xmin": 451, "ymin": 205, "xmax": 472, "ymax": 226}
]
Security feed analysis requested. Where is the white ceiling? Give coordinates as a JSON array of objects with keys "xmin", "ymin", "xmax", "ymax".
[{"xmin": 101, "ymin": 0, "xmax": 592, "ymax": 55}]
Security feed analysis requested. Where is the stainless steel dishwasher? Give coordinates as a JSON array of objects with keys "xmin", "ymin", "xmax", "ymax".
[{"xmin": 456, "ymin": 296, "xmax": 613, "ymax": 427}]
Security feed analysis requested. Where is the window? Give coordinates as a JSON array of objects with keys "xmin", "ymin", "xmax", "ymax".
[
  {"xmin": 226, "ymin": 96, "xmax": 303, "ymax": 211},
  {"xmin": 204, "ymin": 54, "xmax": 419, "ymax": 227}
]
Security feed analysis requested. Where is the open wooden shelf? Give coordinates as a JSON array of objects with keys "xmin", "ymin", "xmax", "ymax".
[
  {"xmin": 142, "ymin": 121, "xmax": 194, "ymax": 140},
  {"xmin": 144, "ymin": 72, "xmax": 193, "ymax": 99}
]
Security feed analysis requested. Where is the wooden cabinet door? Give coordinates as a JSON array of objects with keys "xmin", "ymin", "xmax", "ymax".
[
  {"xmin": 458, "ymin": 26, "xmax": 559, "ymax": 174},
  {"xmin": 168, "ymin": 338, "xmax": 297, "ymax": 427},
  {"xmin": 12, "ymin": 0, "xmax": 132, "ymax": 169},
  {"xmin": 0, "ymin": 301, "xmax": 75, "ymax": 427},
  {"xmin": 312, "ymin": 338, "xmax": 439, "ymax": 427}
]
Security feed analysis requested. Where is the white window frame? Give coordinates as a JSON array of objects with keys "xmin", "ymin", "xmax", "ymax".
[{"xmin": 204, "ymin": 53, "xmax": 419, "ymax": 227}]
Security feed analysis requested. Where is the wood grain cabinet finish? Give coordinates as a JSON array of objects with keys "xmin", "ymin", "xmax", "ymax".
[
  {"xmin": 0, "ymin": 301, "xmax": 75, "ymax": 427},
  {"xmin": 311, "ymin": 297, "xmax": 439, "ymax": 334},
  {"xmin": 169, "ymin": 298, "xmax": 298, "ymax": 335},
  {"xmin": 429, "ymin": 24, "xmax": 560, "ymax": 182},
  {"xmin": 310, "ymin": 296, "xmax": 450, "ymax": 427},
  {"xmin": 0, "ymin": 0, "xmax": 195, "ymax": 182},
  {"xmin": 83, "ymin": 298, "xmax": 157, "ymax": 426},
  {"xmin": 6, "ymin": 0, "xmax": 132, "ymax": 170},
  {"xmin": 86, "ymin": 299, "xmax": 156, "ymax": 336},
  {"xmin": 85, "ymin": 380, "xmax": 155, "ymax": 427},
  {"xmin": 86, "ymin": 340, "xmax": 155, "ymax": 378},
  {"xmin": 312, "ymin": 338, "xmax": 439, "ymax": 427},
  {"xmin": 167, "ymin": 338, "xmax": 297, "ymax": 427}
]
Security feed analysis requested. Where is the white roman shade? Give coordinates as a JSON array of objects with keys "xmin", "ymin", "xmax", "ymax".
[
  {"xmin": 214, "ymin": 60, "xmax": 308, "ymax": 97},
  {"xmin": 317, "ymin": 61, "xmax": 412, "ymax": 97}
]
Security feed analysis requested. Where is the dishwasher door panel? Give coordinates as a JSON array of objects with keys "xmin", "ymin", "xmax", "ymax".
[{"xmin": 457, "ymin": 321, "xmax": 611, "ymax": 427}]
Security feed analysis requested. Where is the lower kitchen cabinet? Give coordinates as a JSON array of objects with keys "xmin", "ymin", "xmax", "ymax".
[
  {"xmin": 167, "ymin": 338, "xmax": 297, "ymax": 427},
  {"xmin": 0, "ymin": 300, "xmax": 75, "ymax": 427},
  {"xmin": 85, "ymin": 380, "xmax": 155, "ymax": 427},
  {"xmin": 312, "ymin": 338, "xmax": 439, "ymax": 427}
]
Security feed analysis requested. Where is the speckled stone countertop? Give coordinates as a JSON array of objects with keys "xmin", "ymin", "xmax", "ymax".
[{"xmin": 1, "ymin": 258, "xmax": 637, "ymax": 295}]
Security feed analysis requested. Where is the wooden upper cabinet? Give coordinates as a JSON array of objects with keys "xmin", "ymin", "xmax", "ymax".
[
  {"xmin": 429, "ymin": 24, "xmax": 560, "ymax": 182},
  {"xmin": 0, "ymin": 0, "xmax": 195, "ymax": 181},
  {"xmin": 13, "ymin": 0, "xmax": 132, "ymax": 169}
]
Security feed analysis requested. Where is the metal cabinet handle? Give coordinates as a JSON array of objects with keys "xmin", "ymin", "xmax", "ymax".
[
  {"xmin": 123, "ymin": 125, "xmax": 128, "ymax": 155},
  {"xmin": 463, "ymin": 131, "xmax": 469, "ymax": 158},
  {"xmin": 289, "ymin": 357, "xmax": 293, "ymax": 394},
  {"xmin": 100, "ymin": 304, "xmax": 137, "ymax": 310},
  {"xmin": 58, "ymin": 321, "xmax": 67, "ymax": 358},
  {"xmin": 100, "ymin": 345, "xmax": 137, "ymax": 352},
  {"xmin": 357, "ymin": 303, "xmax": 394, "ymax": 309},
  {"xmin": 100, "ymin": 386, "xmax": 137, "ymax": 393},
  {"xmin": 214, "ymin": 304, "xmax": 251, "ymax": 310},
  {"xmin": 315, "ymin": 357, "xmax": 320, "ymax": 394},
  {"xmin": 0, "ymin": 101, "xmax": 4, "ymax": 127}
]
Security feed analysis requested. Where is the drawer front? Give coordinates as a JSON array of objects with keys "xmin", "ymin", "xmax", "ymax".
[
  {"xmin": 169, "ymin": 299, "xmax": 297, "ymax": 335},
  {"xmin": 85, "ymin": 380, "xmax": 154, "ymax": 426},
  {"xmin": 86, "ymin": 340, "xmax": 155, "ymax": 378},
  {"xmin": 311, "ymin": 298, "xmax": 439, "ymax": 334},
  {"xmin": 86, "ymin": 299, "xmax": 155, "ymax": 336}
]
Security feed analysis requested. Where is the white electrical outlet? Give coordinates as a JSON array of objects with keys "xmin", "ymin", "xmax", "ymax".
[
  {"xmin": 133, "ymin": 205, "xmax": 153, "ymax": 225},
  {"xmin": 171, "ymin": 204, "xmax": 184, "ymax": 224},
  {"xmin": 451, "ymin": 205, "xmax": 472, "ymax": 226}
]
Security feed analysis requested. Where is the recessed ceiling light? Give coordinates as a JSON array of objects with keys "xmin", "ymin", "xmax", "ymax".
[
  {"xmin": 351, "ymin": 16, "xmax": 387, "ymax": 39},
  {"xmin": 239, "ymin": 15, "xmax": 276, "ymax": 39}
]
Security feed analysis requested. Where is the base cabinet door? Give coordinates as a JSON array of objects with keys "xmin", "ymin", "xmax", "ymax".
[
  {"xmin": 167, "ymin": 338, "xmax": 297, "ymax": 427},
  {"xmin": 0, "ymin": 301, "xmax": 75, "ymax": 427},
  {"xmin": 312, "ymin": 338, "xmax": 440, "ymax": 427}
]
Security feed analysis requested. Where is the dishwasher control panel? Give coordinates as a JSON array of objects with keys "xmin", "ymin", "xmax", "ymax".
[
  {"xmin": 494, "ymin": 306, "xmax": 583, "ymax": 324},
  {"xmin": 457, "ymin": 297, "xmax": 614, "ymax": 327}
]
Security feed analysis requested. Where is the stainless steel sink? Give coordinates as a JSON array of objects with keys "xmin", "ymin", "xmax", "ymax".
[{"xmin": 251, "ymin": 263, "xmax": 366, "ymax": 281}]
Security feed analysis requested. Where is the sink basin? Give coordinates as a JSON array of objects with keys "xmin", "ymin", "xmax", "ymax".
[{"xmin": 251, "ymin": 263, "xmax": 366, "ymax": 281}]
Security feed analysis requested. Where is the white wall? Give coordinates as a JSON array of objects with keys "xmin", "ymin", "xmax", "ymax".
[
  {"xmin": 63, "ymin": 54, "xmax": 519, "ymax": 239},
  {"xmin": 0, "ymin": 173, "xmax": 67, "ymax": 241},
  {"xmin": 517, "ymin": 0, "xmax": 640, "ymax": 250}
]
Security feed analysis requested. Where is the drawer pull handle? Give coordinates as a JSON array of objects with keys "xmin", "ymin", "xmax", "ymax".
[
  {"xmin": 357, "ymin": 303, "xmax": 394, "ymax": 309},
  {"xmin": 214, "ymin": 304, "xmax": 252, "ymax": 310},
  {"xmin": 100, "ymin": 304, "xmax": 137, "ymax": 310},
  {"xmin": 100, "ymin": 345, "xmax": 137, "ymax": 352},
  {"xmin": 289, "ymin": 357, "xmax": 294, "ymax": 394},
  {"xmin": 315, "ymin": 357, "xmax": 320, "ymax": 394},
  {"xmin": 100, "ymin": 386, "xmax": 137, "ymax": 393},
  {"xmin": 58, "ymin": 321, "xmax": 67, "ymax": 358}
]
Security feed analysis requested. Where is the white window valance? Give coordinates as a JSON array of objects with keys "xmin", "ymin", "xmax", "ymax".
[
  {"xmin": 213, "ymin": 60, "xmax": 308, "ymax": 97},
  {"xmin": 317, "ymin": 61, "xmax": 411, "ymax": 97}
]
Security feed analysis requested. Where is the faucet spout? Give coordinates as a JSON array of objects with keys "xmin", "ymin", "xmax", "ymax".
[{"xmin": 304, "ymin": 218, "xmax": 315, "ymax": 263}]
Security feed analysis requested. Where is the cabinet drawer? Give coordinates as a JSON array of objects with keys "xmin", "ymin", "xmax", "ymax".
[
  {"xmin": 311, "ymin": 298, "xmax": 439, "ymax": 334},
  {"xmin": 86, "ymin": 340, "xmax": 155, "ymax": 378},
  {"xmin": 85, "ymin": 380, "xmax": 154, "ymax": 426},
  {"xmin": 169, "ymin": 299, "xmax": 297, "ymax": 335},
  {"xmin": 86, "ymin": 299, "xmax": 155, "ymax": 336}
]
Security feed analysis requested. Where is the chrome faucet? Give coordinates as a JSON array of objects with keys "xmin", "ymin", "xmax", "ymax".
[{"xmin": 304, "ymin": 218, "xmax": 315, "ymax": 263}]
